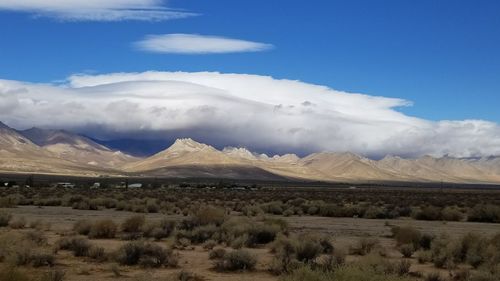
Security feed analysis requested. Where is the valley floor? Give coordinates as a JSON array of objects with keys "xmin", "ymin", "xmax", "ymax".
[{"xmin": 2, "ymin": 206, "xmax": 500, "ymax": 281}]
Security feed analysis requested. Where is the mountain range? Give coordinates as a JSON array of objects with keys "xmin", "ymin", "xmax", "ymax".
[{"xmin": 1, "ymin": 121, "xmax": 499, "ymax": 184}]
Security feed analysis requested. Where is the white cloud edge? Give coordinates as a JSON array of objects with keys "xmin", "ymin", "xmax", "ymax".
[
  {"xmin": 134, "ymin": 34, "xmax": 274, "ymax": 54},
  {"xmin": 1, "ymin": 71, "xmax": 499, "ymax": 158},
  {"xmin": 0, "ymin": 0, "xmax": 197, "ymax": 21}
]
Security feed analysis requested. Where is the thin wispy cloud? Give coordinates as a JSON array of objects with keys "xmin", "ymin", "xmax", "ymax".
[
  {"xmin": 135, "ymin": 34, "xmax": 274, "ymax": 54},
  {"xmin": 0, "ymin": 0, "xmax": 197, "ymax": 21},
  {"xmin": 1, "ymin": 71, "xmax": 499, "ymax": 158}
]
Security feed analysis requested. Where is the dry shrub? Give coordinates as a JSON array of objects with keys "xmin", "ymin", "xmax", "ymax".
[
  {"xmin": 416, "ymin": 250, "xmax": 432, "ymax": 264},
  {"xmin": 209, "ymin": 248, "xmax": 226, "ymax": 260},
  {"xmin": 0, "ymin": 232, "xmax": 54, "ymax": 267},
  {"xmin": 176, "ymin": 224, "xmax": 219, "ymax": 244},
  {"xmin": 114, "ymin": 242, "xmax": 178, "ymax": 268},
  {"xmin": 296, "ymin": 239, "xmax": 323, "ymax": 262},
  {"xmin": 0, "ymin": 212, "xmax": 12, "ymax": 227},
  {"xmin": 121, "ymin": 215, "xmax": 145, "ymax": 233},
  {"xmin": 468, "ymin": 204, "xmax": 500, "ymax": 223},
  {"xmin": 109, "ymin": 264, "xmax": 121, "ymax": 277},
  {"xmin": 88, "ymin": 219, "xmax": 117, "ymax": 239},
  {"xmin": 430, "ymin": 234, "xmax": 457, "ymax": 269},
  {"xmin": 0, "ymin": 265, "xmax": 31, "ymax": 281},
  {"xmin": 88, "ymin": 246, "xmax": 107, "ymax": 261},
  {"xmin": 220, "ymin": 217, "xmax": 286, "ymax": 248},
  {"xmin": 171, "ymin": 270, "xmax": 205, "ymax": 281},
  {"xmin": 203, "ymin": 240, "xmax": 217, "ymax": 250},
  {"xmin": 142, "ymin": 219, "xmax": 176, "ymax": 240},
  {"xmin": 214, "ymin": 249, "xmax": 257, "ymax": 271},
  {"xmin": 24, "ymin": 230, "xmax": 47, "ymax": 246},
  {"xmin": 30, "ymin": 253, "xmax": 55, "ymax": 267},
  {"xmin": 174, "ymin": 238, "xmax": 191, "ymax": 250},
  {"xmin": 56, "ymin": 236, "xmax": 91, "ymax": 257},
  {"xmin": 9, "ymin": 216, "xmax": 26, "ymax": 229},
  {"xmin": 314, "ymin": 250, "xmax": 346, "ymax": 272},
  {"xmin": 39, "ymin": 269, "xmax": 65, "ymax": 281},
  {"xmin": 425, "ymin": 272, "xmax": 445, "ymax": 281},
  {"xmin": 269, "ymin": 234, "xmax": 336, "ymax": 275},
  {"xmin": 349, "ymin": 237, "xmax": 380, "ymax": 256},
  {"xmin": 441, "ymin": 206, "xmax": 464, "ymax": 221},
  {"xmin": 192, "ymin": 206, "xmax": 226, "ymax": 226},
  {"xmin": 468, "ymin": 270, "xmax": 500, "ymax": 281},
  {"xmin": 394, "ymin": 259, "xmax": 411, "ymax": 276},
  {"xmin": 73, "ymin": 220, "xmax": 92, "ymax": 236},
  {"xmin": 399, "ymin": 244, "xmax": 415, "ymax": 258},
  {"xmin": 281, "ymin": 264, "xmax": 415, "ymax": 281},
  {"xmin": 391, "ymin": 226, "xmax": 422, "ymax": 249},
  {"xmin": 29, "ymin": 219, "xmax": 51, "ymax": 231}
]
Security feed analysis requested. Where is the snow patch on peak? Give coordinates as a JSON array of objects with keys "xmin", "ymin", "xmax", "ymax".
[
  {"xmin": 223, "ymin": 147, "xmax": 257, "ymax": 160},
  {"xmin": 168, "ymin": 138, "xmax": 212, "ymax": 152},
  {"xmin": 271, "ymin": 153, "xmax": 300, "ymax": 163}
]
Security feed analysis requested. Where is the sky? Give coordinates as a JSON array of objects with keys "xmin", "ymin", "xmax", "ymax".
[{"xmin": 0, "ymin": 0, "xmax": 500, "ymax": 158}]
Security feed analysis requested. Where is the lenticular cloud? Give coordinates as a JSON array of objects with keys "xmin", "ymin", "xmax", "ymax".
[
  {"xmin": 0, "ymin": 0, "xmax": 196, "ymax": 21},
  {"xmin": 1, "ymin": 71, "xmax": 499, "ymax": 158}
]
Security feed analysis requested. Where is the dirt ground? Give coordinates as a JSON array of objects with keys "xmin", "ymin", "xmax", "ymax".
[{"xmin": 2, "ymin": 206, "xmax": 500, "ymax": 281}]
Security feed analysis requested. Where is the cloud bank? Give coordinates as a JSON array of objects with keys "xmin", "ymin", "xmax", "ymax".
[
  {"xmin": 0, "ymin": 0, "xmax": 196, "ymax": 21},
  {"xmin": 1, "ymin": 71, "xmax": 499, "ymax": 158},
  {"xmin": 135, "ymin": 34, "xmax": 274, "ymax": 54}
]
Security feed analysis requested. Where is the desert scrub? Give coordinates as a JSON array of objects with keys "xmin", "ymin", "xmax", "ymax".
[
  {"xmin": 349, "ymin": 237, "xmax": 380, "ymax": 256},
  {"xmin": 40, "ymin": 269, "xmax": 65, "ymax": 281},
  {"xmin": 467, "ymin": 204, "xmax": 500, "ymax": 223},
  {"xmin": 220, "ymin": 217, "xmax": 287, "ymax": 248},
  {"xmin": 214, "ymin": 249, "xmax": 257, "ymax": 271},
  {"xmin": 269, "ymin": 234, "xmax": 336, "ymax": 274},
  {"xmin": 280, "ymin": 265, "xmax": 416, "ymax": 281},
  {"xmin": 209, "ymin": 247, "xmax": 227, "ymax": 260},
  {"xmin": 29, "ymin": 253, "xmax": 55, "ymax": 267},
  {"xmin": 425, "ymin": 272, "xmax": 445, "ymax": 281},
  {"xmin": 416, "ymin": 250, "xmax": 432, "ymax": 264},
  {"xmin": 73, "ymin": 219, "xmax": 93, "ymax": 235},
  {"xmin": 188, "ymin": 205, "xmax": 226, "ymax": 227},
  {"xmin": 0, "ymin": 232, "xmax": 54, "ymax": 267},
  {"xmin": 391, "ymin": 226, "xmax": 422, "ymax": 249},
  {"xmin": 0, "ymin": 212, "xmax": 12, "ymax": 227},
  {"xmin": 441, "ymin": 206, "xmax": 464, "ymax": 221},
  {"xmin": 29, "ymin": 219, "xmax": 51, "ymax": 231},
  {"xmin": 399, "ymin": 244, "xmax": 415, "ymax": 258},
  {"xmin": 176, "ymin": 224, "xmax": 219, "ymax": 244},
  {"xmin": 114, "ymin": 241, "xmax": 178, "ymax": 268},
  {"xmin": 0, "ymin": 265, "xmax": 32, "ymax": 281},
  {"xmin": 9, "ymin": 216, "xmax": 26, "ymax": 229},
  {"xmin": 424, "ymin": 234, "xmax": 458, "ymax": 269},
  {"xmin": 169, "ymin": 270, "xmax": 205, "ymax": 281},
  {"xmin": 88, "ymin": 245, "xmax": 107, "ymax": 261},
  {"xmin": 142, "ymin": 219, "xmax": 177, "ymax": 240},
  {"xmin": 56, "ymin": 236, "xmax": 91, "ymax": 257},
  {"xmin": 88, "ymin": 219, "xmax": 117, "ymax": 239},
  {"xmin": 121, "ymin": 215, "xmax": 145, "ymax": 233},
  {"xmin": 24, "ymin": 230, "xmax": 48, "ymax": 246}
]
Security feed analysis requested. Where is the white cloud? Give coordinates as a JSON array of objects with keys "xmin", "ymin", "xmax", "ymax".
[
  {"xmin": 0, "ymin": 0, "xmax": 196, "ymax": 21},
  {"xmin": 134, "ymin": 34, "xmax": 274, "ymax": 54},
  {"xmin": 1, "ymin": 71, "xmax": 500, "ymax": 158}
]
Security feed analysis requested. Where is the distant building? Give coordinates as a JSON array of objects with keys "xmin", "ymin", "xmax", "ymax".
[
  {"xmin": 56, "ymin": 182, "xmax": 75, "ymax": 188},
  {"xmin": 128, "ymin": 183, "xmax": 143, "ymax": 188}
]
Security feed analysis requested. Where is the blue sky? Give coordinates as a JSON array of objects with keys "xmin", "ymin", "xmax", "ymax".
[
  {"xmin": 0, "ymin": 0, "xmax": 499, "ymax": 123},
  {"xmin": 1, "ymin": 1, "xmax": 500, "ymax": 157}
]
